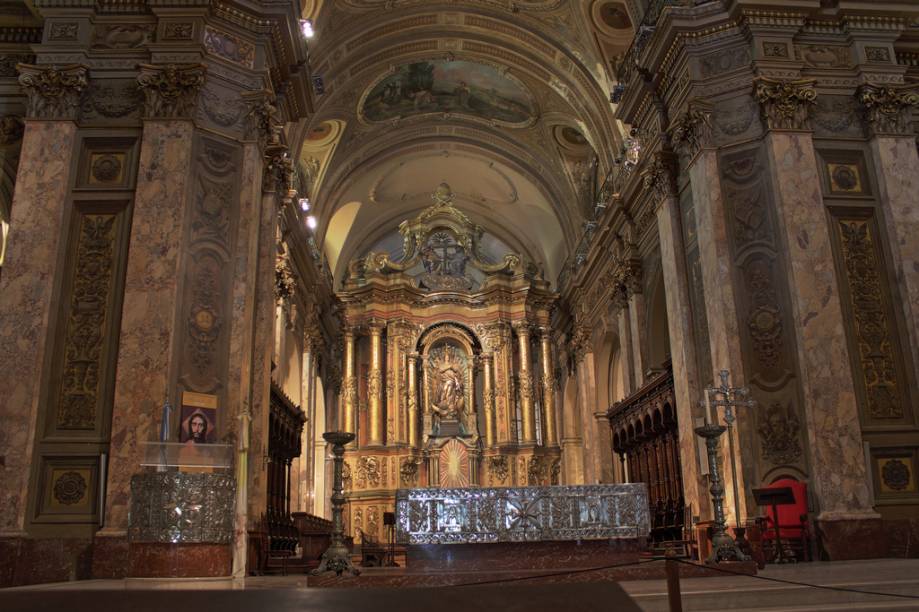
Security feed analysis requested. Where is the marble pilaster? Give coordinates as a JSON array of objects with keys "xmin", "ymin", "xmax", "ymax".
[
  {"xmin": 0, "ymin": 121, "xmax": 78, "ymax": 533},
  {"xmin": 765, "ymin": 131, "xmax": 874, "ymax": 519},
  {"xmin": 627, "ymin": 293, "xmax": 647, "ymax": 387},
  {"xmin": 689, "ymin": 149, "xmax": 753, "ymax": 522},
  {"xmin": 656, "ymin": 192, "xmax": 711, "ymax": 519},
  {"xmin": 616, "ymin": 304, "xmax": 635, "ymax": 396},
  {"xmin": 869, "ymin": 136, "xmax": 919, "ymax": 382},
  {"xmin": 103, "ymin": 121, "xmax": 196, "ymax": 533}
]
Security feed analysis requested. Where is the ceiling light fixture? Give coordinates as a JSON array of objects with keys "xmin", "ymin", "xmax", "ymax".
[
  {"xmin": 299, "ymin": 197, "xmax": 311, "ymax": 212},
  {"xmin": 306, "ymin": 215, "xmax": 317, "ymax": 230},
  {"xmin": 300, "ymin": 19, "xmax": 315, "ymax": 39}
]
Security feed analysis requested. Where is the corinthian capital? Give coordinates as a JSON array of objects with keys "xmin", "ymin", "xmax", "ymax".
[
  {"xmin": 754, "ymin": 77, "xmax": 817, "ymax": 131},
  {"xmin": 669, "ymin": 100, "xmax": 713, "ymax": 160},
  {"xmin": 18, "ymin": 63, "xmax": 88, "ymax": 120},
  {"xmin": 137, "ymin": 63, "xmax": 206, "ymax": 120},
  {"xmin": 857, "ymin": 83, "xmax": 919, "ymax": 137},
  {"xmin": 640, "ymin": 151, "xmax": 677, "ymax": 206}
]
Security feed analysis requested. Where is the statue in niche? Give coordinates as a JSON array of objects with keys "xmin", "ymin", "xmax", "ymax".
[
  {"xmin": 428, "ymin": 342, "xmax": 469, "ymax": 436},
  {"xmin": 418, "ymin": 230, "xmax": 473, "ymax": 291}
]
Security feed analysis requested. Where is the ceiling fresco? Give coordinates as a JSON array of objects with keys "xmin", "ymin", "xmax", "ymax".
[{"xmin": 360, "ymin": 60, "xmax": 536, "ymax": 126}]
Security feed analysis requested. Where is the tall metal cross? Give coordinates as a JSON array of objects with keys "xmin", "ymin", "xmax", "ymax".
[{"xmin": 706, "ymin": 369, "xmax": 756, "ymax": 529}]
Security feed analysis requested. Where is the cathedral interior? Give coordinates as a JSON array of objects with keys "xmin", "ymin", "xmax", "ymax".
[{"xmin": 1, "ymin": 0, "xmax": 919, "ymax": 606}]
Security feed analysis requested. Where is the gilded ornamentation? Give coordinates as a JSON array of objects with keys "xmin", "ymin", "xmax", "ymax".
[
  {"xmin": 366, "ymin": 506, "xmax": 379, "ymax": 539},
  {"xmin": 550, "ymin": 459, "xmax": 561, "ymax": 485},
  {"xmin": 356, "ymin": 455, "xmax": 381, "ymax": 488},
  {"xmin": 517, "ymin": 370, "xmax": 534, "ymax": 404},
  {"xmin": 400, "ymin": 456, "xmax": 420, "ymax": 486},
  {"xmin": 527, "ymin": 456, "xmax": 548, "ymax": 485},
  {"xmin": 136, "ymin": 63, "xmax": 206, "ymax": 119},
  {"xmin": 53, "ymin": 471, "xmax": 87, "ymax": 505},
  {"xmin": 275, "ymin": 253, "xmax": 296, "ymax": 302},
  {"xmin": 487, "ymin": 455, "xmax": 509, "ymax": 483},
  {"xmin": 18, "ymin": 63, "xmax": 88, "ymax": 120},
  {"xmin": 640, "ymin": 152, "xmax": 676, "ymax": 204},
  {"xmin": 757, "ymin": 402, "xmax": 802, "ymax": 465},
  {"xmin": 837, "ymin": 218, "xmax": 903, "ymax": 419},
  {"xmin": 368, "ymin": 367, "xmax": 382, "ymax": 406},
  {"xmin": 754, "ymin": 78, "xmax": 817, "ymax": 131},
  {"xmin": 342, "ymin": 460, "xmax": 352, "ymax": 491},
  {"xmin": 856, "ymin": 84, "xmax": 919, "ymax": 136},
  {"xmin": 58, "ymin": 214, "xmax": 117, "ymax": 429},
  {"xmin": 203, "ymin": 26, "xmax": 255, "ymax": 69},
  {"xmin": 669, "ymin": 102, "xmax": 713, "ymax": 159}
]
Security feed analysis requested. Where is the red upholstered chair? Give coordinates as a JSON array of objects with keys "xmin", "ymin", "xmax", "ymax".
[{"xmin": 758, "ymin": 478, "xmax": 810, "ymax": 562}]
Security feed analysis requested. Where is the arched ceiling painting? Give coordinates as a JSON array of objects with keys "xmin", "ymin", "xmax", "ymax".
[
  {"xmin": 361, "ymin": 60, "xmax": 537, "ymax": 126},
  {"xmin": 299, "ymin": 1, "xmax": 634, "ymax": 289}
]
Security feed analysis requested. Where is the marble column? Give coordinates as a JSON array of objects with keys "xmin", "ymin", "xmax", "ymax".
[
  {"xmin": 758, "ymin": 80, "xmax": 874, "ymax": 520},
  {"xmin": 407, "ymin": 352, "xmax": 419, "ymax": 448},
  {"xmin": 481, "ymin": 353, "xmax": 496, "ymax": 448},
  {"xmin": 299, "ymin": 344, "xmax": 314, "ymax": 512},
  {"xmin": 627, "ymin": 292, "xmax": 647, "ymax": 387},
  {"xmin": 539, "ymin": 328, "xmax": 558, "ymax": 447},
  {"xmin": 0, "ymin": 118, "xmax": 79, "ymax": 534},
  {"xmin": 615, "ymin": 296, "xmax": 635, "ymax": 396},
  {"xmin": 342, "ymin": 328, "xmax": 356, "ymax": 436},
  {"xmin": 680, "ymin": 123, "xmax": 754, "ymax": 523},
  {"xmin": 385, "ymin": 324, "xmax": 401, "ymax": 445},
  {"xmin": 649, "ymin": 152, "xmax": 711, "ymax": 518},
  {"xmin": 515, "ymin": 322, "xmax": 537, "ymax": 444},
  {"xmin": 368, "ymin": 323, "xmax": 384, "ymax": 446}
]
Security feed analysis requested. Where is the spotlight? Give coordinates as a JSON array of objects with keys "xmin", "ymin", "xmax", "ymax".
[
  {"xmin": 299, "ymin": 197, "xmax": 311, "ymax": 212},
  {"xmin": 300, "ymin": 19, "xmax": 315, "ymax": 39},
  {"xmin": 306, "ymin": 215, "xmax": 317, "ymax": 230}
]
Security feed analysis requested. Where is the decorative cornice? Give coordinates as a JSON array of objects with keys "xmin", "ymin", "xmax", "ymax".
[
  {"xmin": 137, "ymin": 63, "xmax": 206, "ymax": 120},
  {"xmin": 668, "ymin": 100, "xmax": 713, "ymax": 161},
  {"xmin": 18, "ymin": 63, "xmax": 88, "ymax": 121},
  {"xmin": 754, "ymin": 77, "xmax": 817, "ymax": 132},
  {"xmin": 856, "ymin": 83, "xmax": 919, "ymax": 138}
]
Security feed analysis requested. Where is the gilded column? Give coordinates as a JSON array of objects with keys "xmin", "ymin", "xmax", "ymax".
[
  {"xmin": 515, "ymin": 322, "xmax": 536, "ymax": 444},
  {"xmin": 539, "ymin": 328, "xmax": 558, "ymax": 447},
  {"xmin": 407, "ymin": 352, "xmax": 419, "ymax": 448},
  {"xmin": 342, "ymin": 328, "xmax": 356, "ymax": 436},
  {"xmin": 481, "ymin": 353, "xmax": 496, "ymax": 448},
  {"xmin": 368, "ymin": 323, "xmax": 384, "ymax": 446}
]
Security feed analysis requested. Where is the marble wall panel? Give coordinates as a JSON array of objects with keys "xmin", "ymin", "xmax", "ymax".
[
  {"xmin": 870, "ymin": 137, "xmax": 919, "ymax": 385},
  {"xmin": 104, "ymin": 121, "xmax": 195, "ymax": 532},
  {"xmin": 0, "ymin": 121, "xmax": 77, "ymax": 533},
  {"xmin": 765, "ymin": 131, "xmax": 873, "ymax": 518}
]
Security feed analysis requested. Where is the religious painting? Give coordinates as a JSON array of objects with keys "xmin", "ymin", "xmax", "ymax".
[
  {"xmin": 179, "ymin": 391, "xmax": 218, "ymax": 444},
  {"xmin": 419, "ymin": 230, "xmax": 473, "ymax": 291},
  {"xmin": 427, "ymin": 340, "xmax": 469, "ymax": 436},
  {"xmin": 361, "ymin": 60, "xmax": 535, "ymax": 125}
]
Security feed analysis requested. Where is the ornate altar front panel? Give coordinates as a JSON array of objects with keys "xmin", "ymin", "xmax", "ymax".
[{"xmin": 395, "ymin": 484, "xmax": 650, "ymax": 545}]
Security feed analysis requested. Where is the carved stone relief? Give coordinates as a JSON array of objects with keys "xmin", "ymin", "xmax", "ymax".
[
  {"xmin": 81, "ymin": 79, "xmax": 143, "ymax": 122},
  {"xmin": 137, "ymin": 63, "xmax": 206, "ymax": 119},
  {"xmin": 813, "ymin": 95, "xmax": 863, "ymax": 139},
  {"xmin": 712, "ymin": 96, "xmax": 761, "ymax": 145},
  {"xmin": 91, "ymin": 24, "xmax": 154, "ymax": 49},
  {"xmin": 57, "ymin": 214, "xmax": 117, "ymax": 430}
]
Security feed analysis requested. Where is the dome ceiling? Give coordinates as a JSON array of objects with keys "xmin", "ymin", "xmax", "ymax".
[{"xmin": 299, "ymin": 0, "xmax": 634, "ymax": 289}]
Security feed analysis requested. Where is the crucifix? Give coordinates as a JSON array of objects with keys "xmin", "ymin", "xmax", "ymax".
[{"xmin": 706, "ymin": 369, "xmax": 756, "ymax": 533}]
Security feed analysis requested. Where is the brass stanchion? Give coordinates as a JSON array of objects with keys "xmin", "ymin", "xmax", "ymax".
[{"xmin": 311, "ymin": 431, "xmax": 361, "ymax": 576}]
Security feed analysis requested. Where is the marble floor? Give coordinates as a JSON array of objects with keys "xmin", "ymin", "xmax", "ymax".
[{"xmin": 2, "ymin": 559, "xmax": 918, "ymax": 612}]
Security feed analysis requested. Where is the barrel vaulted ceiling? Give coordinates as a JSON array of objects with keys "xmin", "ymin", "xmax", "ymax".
[{"xmin": 298, "ymin": 0, "xmax": 636, "ymax": 288}]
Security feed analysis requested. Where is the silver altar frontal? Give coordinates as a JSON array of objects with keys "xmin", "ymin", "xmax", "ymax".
[{"xmin": 395, "ymin": 483, "xmax": 650, "ymax": 545}]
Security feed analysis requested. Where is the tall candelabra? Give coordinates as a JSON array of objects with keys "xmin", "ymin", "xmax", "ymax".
[
  {"xmin": 696, "ymin": 370, "xmax": 751, "ymax": 564},
  {"xmin": 311, "ymin": 431, "xmax": 360, "ymax": 577}
]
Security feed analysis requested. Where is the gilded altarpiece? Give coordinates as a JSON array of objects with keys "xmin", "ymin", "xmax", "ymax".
[{"xmin": 337, "ymin": 184, "xmax": 560, "ymax": 543}]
